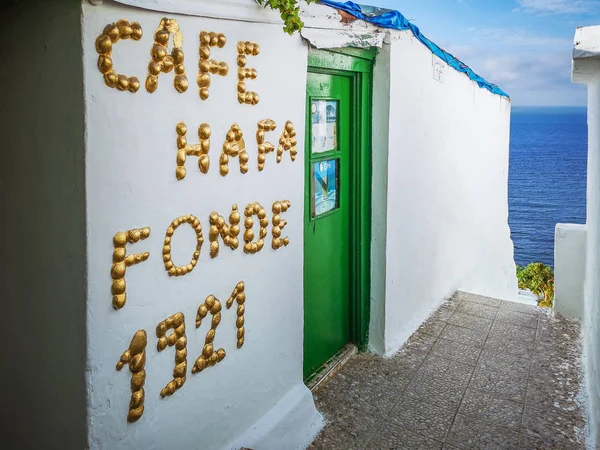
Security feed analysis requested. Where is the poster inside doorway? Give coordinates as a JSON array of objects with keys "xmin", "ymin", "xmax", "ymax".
[
  {"xmin": 311, "ymin": 100, "xmax": 338, "ymax": 154},
  {"xmin": 312, "ymin": 159, "xmax": 339, "ymax": 217}
]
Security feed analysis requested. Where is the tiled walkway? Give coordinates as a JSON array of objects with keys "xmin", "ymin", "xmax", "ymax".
[{"xmin": 309, "ymin": 292, "xmax": 587, "ymax": 449}]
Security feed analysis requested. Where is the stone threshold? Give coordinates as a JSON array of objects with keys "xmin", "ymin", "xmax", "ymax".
[{"xmin": 306, "ymin": 343, "xmax": 357, "ymax": 392}]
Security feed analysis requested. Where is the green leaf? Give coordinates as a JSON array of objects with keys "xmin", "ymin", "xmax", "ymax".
[{"xmin": 257, "ymin": 0, "xmax": 314, "ymax": 34}]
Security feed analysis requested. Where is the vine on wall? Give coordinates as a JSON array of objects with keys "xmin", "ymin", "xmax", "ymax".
[{"xmin": 256, "ymin": 0, "xmax": 318, "ymax": 34}]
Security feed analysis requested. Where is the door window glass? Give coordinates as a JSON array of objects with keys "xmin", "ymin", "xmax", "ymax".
[
  {"xmin": 311, "ymin": 100, "xmax": 338, "ymax": 154},
  {"xmin": 312, "ymin": 159, "xmax": 339, "ymax": 217}
]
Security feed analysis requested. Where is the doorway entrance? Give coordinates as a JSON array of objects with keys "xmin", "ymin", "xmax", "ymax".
[{"xmin": 303, "ymin": 49, "xmax": 373, "ymax": 380}]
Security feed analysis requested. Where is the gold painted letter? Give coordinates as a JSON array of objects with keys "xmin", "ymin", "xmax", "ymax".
[
  {"xmin": 146, "ymin": 18, "xmax": 188, "ymax": 93},
  {"xmin": 219, "ymin": 124, "xmax": 248, "ymax": 176},
  {"xmin": 237, "ymin": 41, "xmax": 260, "ymax": 105},
  {"xmin": 277, "ymin": 121, "xmax": 298, "ymax": 163},
  {"xmin": 243, "ymin": 202, "xmax": 268, "ymax": 254},
  {"xmin": 272, "ymin": 200, "xmax": 291, "ymax": 250},
  {"xmin": 192, "ymin": 295, "xmax": 226, "ymax": 374},
  {"xmin": 225, "ymin": 281, "xmax": 247, "ymax": 348},
  {"xmin": 116, "ymin": 330, "xmax": 147, "ymax": 422},
  {"xmin": 111, "ymin": 227, "xmax": 150, "ymax": 309},
  {"xmin": 156, "ymin": 313, "xmax": 187, "ymax": 398},
  {"xmin": 208, "ymin": 205, "xmax": 241, "ymax": 258},
  {"xmin": 163, "ymin": 215, "xmax": 204, "ymax": 277},
  {"xmin": 192, "ymin": 281, "xmax": 246, "ymax": 374},
  {"xmin": 257, "ymin": 119, "xmax": 277, "ymax": 171},
  {"xmin": 198, "ymin": 31, "xmax": 228, "ymax": 100},
  {"xmin": 175, "ymin": 122, "xmax": 211, "ymax": 180},
  {"xmin": 95, "ymin": 20, "xmax": 142, "ymax": 93}
]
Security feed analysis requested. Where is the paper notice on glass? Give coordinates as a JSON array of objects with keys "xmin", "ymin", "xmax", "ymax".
[{"xmin": 311, "ymin": 100, "xmax": 337, "ymax": 154}]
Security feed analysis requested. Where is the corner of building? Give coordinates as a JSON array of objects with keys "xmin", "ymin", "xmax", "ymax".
[{"xmin": 1, "ymin": 0, "xmax": 89, "ymax": 448}]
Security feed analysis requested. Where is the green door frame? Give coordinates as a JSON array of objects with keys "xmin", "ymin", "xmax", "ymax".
[{"xmin": 306, "ymin": 48, "xmax": 374, "ymax": 351}]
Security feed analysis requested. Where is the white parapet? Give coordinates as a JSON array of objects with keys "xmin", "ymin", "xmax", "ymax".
[{"xmin": 554, "ymin": 223, "xmax": 587, "ymax": 320}]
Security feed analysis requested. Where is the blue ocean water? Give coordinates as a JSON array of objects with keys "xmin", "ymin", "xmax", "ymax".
[{"xmin": 509, "ymin": 106, "xmax": 588, "ymax": 267}]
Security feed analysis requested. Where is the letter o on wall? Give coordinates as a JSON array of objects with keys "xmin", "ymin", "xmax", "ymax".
[{"xmin": 163, "ymin": 215, "xmax": 204, "ymax": 276}]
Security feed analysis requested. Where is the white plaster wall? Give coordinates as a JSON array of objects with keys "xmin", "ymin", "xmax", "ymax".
[
  {"xmin": 554, "ymin": 223, "xmax": 587, "ymax": 320},
  {"xmin": 82, "ymin": 2, "xmax": 321, "ymax": 449},
  {"xmin": 572, "ymin": 27, "xmax": 600, "ymax": 446},
  {"xmin": 369, "ymin": 42, "xmax": 391, "ymax": 355},
  {"xmin": 0, "ymin": 0, "xmax": 88, "ymax": 448},
  {"xmin": 582, "ymin": 82, "xmax": 600, "ymax": 450},
  {"xmin": 381, "ymin": 30, "xmax": 518, "ymax": 354}
]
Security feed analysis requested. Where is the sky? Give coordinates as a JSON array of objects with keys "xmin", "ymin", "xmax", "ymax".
[{"xmin": 366, "ymin": 0, "xmax": 600, "ymax": 106}]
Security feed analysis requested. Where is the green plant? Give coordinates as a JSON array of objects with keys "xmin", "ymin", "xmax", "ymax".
[
  {"xmin": 516, "ymin": 262, "xmax": 554, "ymax": 308},
  {"xmin": 256, "ymin": 0, "xmax": 318, "ymax": 34}
]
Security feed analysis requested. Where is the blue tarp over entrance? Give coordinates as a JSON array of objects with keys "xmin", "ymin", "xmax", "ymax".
[{"xmin": 319, "ymin": 0, "xmax": 509, "ymax": 98}]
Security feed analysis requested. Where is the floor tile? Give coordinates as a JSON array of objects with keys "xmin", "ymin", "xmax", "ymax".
[
  {"xmin": 455, "ymin": 300, "xmax": 498, "ymax": 319},
  {"xmin": 403, "ymin": 332, "xmax": 438, "ymax": 353},
  {"xmin": 331, "ymin": 373, "xmax": 399, "ymax": 419},
  {"xmin": 416, "ymin": 318, "xmax": 447, "ymax": 338},
  {"xmin": 391, "ymin": 397, "xmax": 455, "ymax": 442},
  {"xmin": 430, "ymin": 337, "xmax": 482, "ymax": 366},
  {"xmin": 447, "ymin": 311, "xmax": 493, "ymax": 332},
  {"xmin": 460, "ymin": 292, "xmax": 502, "ymax": 307},
  {"xmin": 518, "ymin": 431, "xmax": 585, "ymax": 449},
  {"xmin": 459, "ymin": 388, "xmax": 524, "ymax": 429},
  {"xmin": 529, "ymin": 353, "xmax": 582, "ymax": 386},
  {"xmin": 498, "ymin": 300, "xmax": 545, "ymax": 316},
  {"xmin": 310, "ymin": 405, "xmax": 378, "ymax": 449},
  {"xmin": 366, "ymin": 423, "xmax": 444, "ymax": 450},
  {"xmin": 445, "ymin": 414, "xmax": 520, "ymax": 449},
  {"xmin": 478, "ymin": 348, "xmax": 532, "ymax": 377},
  {"xmin": 468, "ymin": 365, "xmax": 528, "ymax": 403},
  {"xmin": 483, "ymin": 337, "xmax": 535, "ymax": 358},
  {"xmin": 488, "ymin": 321, "xmax": 537, "ymax": 343},
  {"xmin": 416, "ymin": 354, "xmax": 474, "ymax": 385},
  {"xmin": 522, "ymin": 404, "xmax": 587, "ymax": 447},
  {"xmin": 390, "ymin": 349, "xmax": 428, "ymax": 373},
  {"xmin": 526, "ymin": 379, "xmax": 583, "ymax": 416},
  {"xmin": 439, "ymin": 324, "xmax": 488, "ymax": 347},
  {"xmin": 430, "ymin": 302, "xmax": 458, "ymax": 322},
  {"xmin": 495, "ymin": 309, "xmax": 539, "ymax": 328},
  {"xmin": 403, "ymin": 376, "xmax": 468, "ymax": 411}
]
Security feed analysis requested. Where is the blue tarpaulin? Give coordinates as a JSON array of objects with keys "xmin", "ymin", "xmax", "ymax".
[{"xmin": 319, "ymin": 0, "xmax": 509, "ymax": 98}]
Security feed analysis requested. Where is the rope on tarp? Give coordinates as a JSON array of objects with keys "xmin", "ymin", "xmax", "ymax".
[{"xmin": 318, "ymin": 0, "xmax": 509, "ymax": 98}]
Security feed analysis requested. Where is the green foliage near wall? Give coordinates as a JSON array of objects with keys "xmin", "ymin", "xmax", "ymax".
[
  {"xmin": 517, "ymin": 262, "xmax": 554, "ymax": 308},
  {"xmin": 256, "ymin": 0, "xmax": 318, "ymax": 34}
]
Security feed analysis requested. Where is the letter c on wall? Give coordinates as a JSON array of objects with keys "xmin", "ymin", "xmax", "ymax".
[{"xmin": 95, "ymin": 20, "xmax": 143, "ymax": 93}]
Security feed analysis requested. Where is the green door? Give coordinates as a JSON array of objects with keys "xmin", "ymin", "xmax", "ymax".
[{"xmin": 303, "ymin": 72, "xmax": 352, "ymax": 379}]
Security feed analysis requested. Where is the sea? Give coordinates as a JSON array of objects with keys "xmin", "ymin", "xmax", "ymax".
[{"xmin": 509, "ymin": 106, "xmax": 588, "ymax": 267}]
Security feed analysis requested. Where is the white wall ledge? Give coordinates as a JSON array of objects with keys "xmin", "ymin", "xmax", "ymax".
[
  {"xmin": 573, "ymin": 26, "xmax": 600, "ymax": 83},
  {"xmin": 554, "ymin": 223, "xmax": 587, "ymax": 320},
  {"xmin": 110, "ymin": 0, "xmax": 282, "ymax": 23}
]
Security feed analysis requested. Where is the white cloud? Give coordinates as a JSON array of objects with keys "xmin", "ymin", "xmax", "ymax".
[{"xmin": 515, "ymin": 0, "xmax": 600, "ymax": 14}]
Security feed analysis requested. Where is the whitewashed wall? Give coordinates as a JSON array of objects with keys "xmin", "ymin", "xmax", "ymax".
[
  {"xmin": 582, "ymin": 83, "xmax": 600, "ymax": 449},
  {"xmin": 369, "ymin": 42, "xmax": 392, "ymax": 355},
  {"xmin": 0, "ymin": 1, "xmax": 88, "ymax": 448},
  {"xmin": 376, "ymin": 30, "xmax": 518, "ymax": 355},
  {"xmin": 564, "ymin": 26, "xmax": 600, "ymax": 449},
  {"xmin": 82, "ymin": 1, "xmax": 321, "ymax": 449}
]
